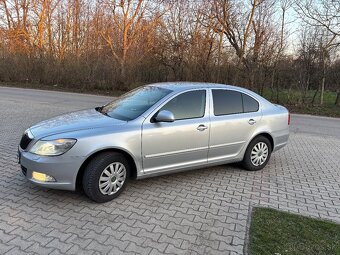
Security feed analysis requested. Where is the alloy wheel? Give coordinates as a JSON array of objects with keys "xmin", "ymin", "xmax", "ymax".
[
  {"xmin": 250, "ymin": 142, "xmax": 269, "ymax": 166},
  {"xmin": 98, "ymin": 162, "xmax": 126, "ymax": 195}
]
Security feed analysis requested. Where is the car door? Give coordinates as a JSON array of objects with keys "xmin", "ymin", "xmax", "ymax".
[
  {"xmin": 142, "ymin": 89, "xmax": 210, "ymax": 174},
  {"xmin": 208, "ymin": 89, "xmax": 262, "ymax": 163}
]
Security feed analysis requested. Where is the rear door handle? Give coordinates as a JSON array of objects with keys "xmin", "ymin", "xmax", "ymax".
[
  {"xmin": 248, "ymin": 119, "xmax": 256, "ymax": 125},
  {"xmin": 197, "ymin": 124, "xmax": 208, "ymax": 131}
]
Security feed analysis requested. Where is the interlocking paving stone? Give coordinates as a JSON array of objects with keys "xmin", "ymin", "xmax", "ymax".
[{"xmin": 0, "ymin": 86, "xmax": 339, "ymax": 254}]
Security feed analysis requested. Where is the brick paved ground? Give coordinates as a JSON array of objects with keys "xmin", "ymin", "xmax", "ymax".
[{"xmin": 0, "ymin": 87, "xmax": 339, "ymax": 255}]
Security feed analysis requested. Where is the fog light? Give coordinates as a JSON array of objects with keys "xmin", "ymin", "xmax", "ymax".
[{"xmin": 32, "ymin": 171, "xmax": 55, "ymax": 182}]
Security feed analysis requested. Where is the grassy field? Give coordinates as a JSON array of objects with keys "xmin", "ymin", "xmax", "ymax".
[
  {"xmin": 262, "ymin": 88, "xmax": 340, "ymax": 118},
  {"xmin": 248, "ymin": 207, "xmax": 340, "ymax": 255},
  {"xmin": 1, "ymin": 82, "xmax": 339, "ymax": 118},
  {"xmin": 262, "ymin": 88, "xmax": 338, "ymax": 105}
]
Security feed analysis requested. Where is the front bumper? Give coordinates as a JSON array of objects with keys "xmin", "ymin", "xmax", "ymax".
[{"xmin": 19, "ymin": 148, "xmax": 85, "ymax": 191}]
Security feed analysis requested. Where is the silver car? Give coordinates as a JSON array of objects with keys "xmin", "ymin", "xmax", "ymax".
[{"xmin": 18, "ymin": 82, "xmax": 289, "ymax": 202}]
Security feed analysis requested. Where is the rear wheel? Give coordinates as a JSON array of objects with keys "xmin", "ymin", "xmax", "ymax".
[
  {"xmin": 82, "ymin": 152, "xmax": 130, "ymax": 203},
  {"xmin": 242, "ymin": 136, "xmax": 272, "ymax": 171}
]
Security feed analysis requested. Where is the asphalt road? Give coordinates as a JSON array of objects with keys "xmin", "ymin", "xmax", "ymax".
[
  {"xmin": 290, "ymin": 113, "xmax": 340, "ymax": 138},
  {"xmin": 0, "ymin": 86, "xmax": 339, "ymax": 255}
]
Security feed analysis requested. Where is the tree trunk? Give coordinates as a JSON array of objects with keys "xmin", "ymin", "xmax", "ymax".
[
  {"xmin": 270, "ymin": 69, "xmax": 276, "ymax": 101},
  {"xmin": 287, "ymin": 85, "xmax": 293, "ymax": 105},
  {"xmin": 118, "ymin": 60, "xmax": 129, "ymax": 91},
  {"xmin": 320, "ymin": 49, "xmax": 326, "ymax": 105},
  {"xmin": 232, "ymin": 61, "xmax": 241, "ymax": 85},
  {"xmin": 335, "ymin": 90, "xmax": 340, "ymax": 106},
  {"xmin": 311, "ymin": 88, "xmax": 319, "ymax": 106},
  {"xmin": 302, "ymin": 76, "xmax": 310, "ymax": 104},
  {"xmin": 276, "ymin": 79, "xmax": 280, "ymax": 103},
  {"xmin": 320, "ymin": 77, "xmax": 325, "ymax": 105},
  {"xmin": 217, "ymin": 30, "xmax": 224, "ymax": 82}
]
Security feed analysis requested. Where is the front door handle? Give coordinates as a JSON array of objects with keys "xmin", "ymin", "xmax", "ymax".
[
  {"xmin": 248, "ymin": 119, "xmax": 256, "ymax": 125},
  {"xmin": 197, "ymin": 124, "xmax": 208, "ymax": 131}
]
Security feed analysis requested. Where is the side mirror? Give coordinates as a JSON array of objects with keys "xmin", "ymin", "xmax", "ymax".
[{"xmin": 154, "ymin": 110, "xmax": 175, "ymax": 123}]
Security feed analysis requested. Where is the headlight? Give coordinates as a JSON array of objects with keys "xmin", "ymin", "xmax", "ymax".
[{"xmin": 30, "ymin": 139, "xmax": 77, "ymax": 156}]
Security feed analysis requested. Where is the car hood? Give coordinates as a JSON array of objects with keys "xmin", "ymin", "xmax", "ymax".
[{"xmin": 29, "ymin": 109, "xmax": 126, "ymax": 139}]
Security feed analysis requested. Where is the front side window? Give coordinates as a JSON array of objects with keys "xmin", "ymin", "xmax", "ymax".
[
  {"xmin": 212, "ymin": 90, "xmax": 243, "ymax": 115},
  {"xmin": 160, "ymin": 90, "xmax": 206, "ymax": 120},
  {"xmin": 101, "ymin": 86, "xmax": 172, "ymax": 121}
]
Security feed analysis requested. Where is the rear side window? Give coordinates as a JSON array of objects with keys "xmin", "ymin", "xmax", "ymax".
[
  {"xmin": 160, "ymin": 90, "xmax": 206, "ymax": 120},
  {"xmin": 242, "ymin": 94, "xmax": 259, "ymax": 112},
  {"xmin": 212, "ymin": 90, "xmax": 243, "ymax": 115},
  {"xmin": 212, "ymin": 89, "xmax": 259, "ymax": 116}
]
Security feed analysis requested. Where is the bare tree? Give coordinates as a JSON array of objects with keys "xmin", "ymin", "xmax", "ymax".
[
  {"xmin": 0, "ymin": 0, "xmax": 339, "ymax": 109},
  {"xmin": 296, "ymin": 26, "xmax": 319, "ymax": 104},
  {"xmin": 202, "ymin": 0, "xmax": 278, "ymax": 90},
  {"xmin": 270, "ymin": 0, "xmax": 292, "ymax": 101},
  {"xmin": 99, "ymin": 0, "xmax": 164, "ymax": 89},
  {"xmin": 207, "ymin": 0, "xmax": 260, "ymax": 69},
  {"xmin": 295, "ymin": 0, "xmax": 340, "ymax": 104},
  {"xmin": 295, "ymin": 0, "xmax": 340, "ymax": 40}
]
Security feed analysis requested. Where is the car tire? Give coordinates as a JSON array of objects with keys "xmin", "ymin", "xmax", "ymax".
[
  {"xmin": 82, "ymin": 152, "xmax": 130, "ymax": 203},
  {"xmin": 242, "ymin": 136, "xmax": 272, "ymax": 171}
]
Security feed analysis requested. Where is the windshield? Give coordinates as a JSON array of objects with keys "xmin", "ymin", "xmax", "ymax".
[{"xmin": 100, "ymin": 86, "xmax": 172, "ymax": 121}]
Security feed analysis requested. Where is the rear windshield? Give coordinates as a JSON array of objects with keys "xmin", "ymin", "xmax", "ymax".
[{"xmin": 101, "ymin": 86, "xmax": 172, "ymax": 121}]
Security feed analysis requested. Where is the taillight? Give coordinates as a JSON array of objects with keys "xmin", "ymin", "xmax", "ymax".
[{"xmin": 288, "ymin": 112, "xmax": 290, "ymax": 125}]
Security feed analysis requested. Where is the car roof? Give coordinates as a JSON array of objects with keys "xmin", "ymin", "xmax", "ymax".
[
  {"xmin": 149, "ymin": 82, "xmax": 254, "ymax": 95},
  {"xmin": 150, "ymin": 82, "xmax": 237, "ymax": 90},
  {"xmin": 148, "ymin": 82, "xmax": 273, "ymax": 107}
]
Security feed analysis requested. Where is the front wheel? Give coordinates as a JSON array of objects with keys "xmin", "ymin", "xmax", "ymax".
[
  {"xmin": 82, "ymin": 152, "xmax": 130, "ymax": 203},
  {"xmin": 242, "ymin": 136, "xmax": 272, "ymax": 171}
]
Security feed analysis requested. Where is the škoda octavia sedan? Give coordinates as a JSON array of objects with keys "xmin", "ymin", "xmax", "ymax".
[{"xmin": 18, "ymin": 82, "xmax": 289, "ymax": 202}]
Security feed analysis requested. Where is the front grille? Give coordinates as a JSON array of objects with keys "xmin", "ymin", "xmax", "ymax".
[
  {"xmin": 20, "ymin": 132, "xmax": 33, "ymax": 150},
  {"xmin": 21, "ymin": 166, "xmax": 27, "ymax": 176}
]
